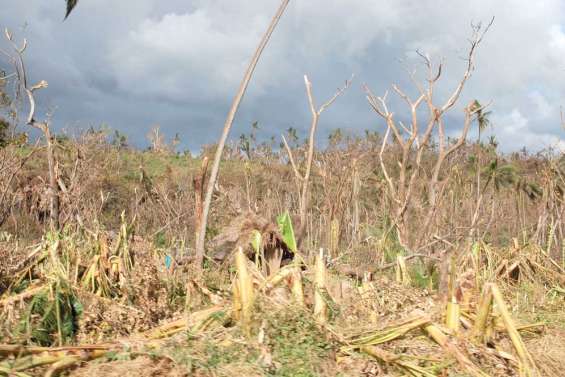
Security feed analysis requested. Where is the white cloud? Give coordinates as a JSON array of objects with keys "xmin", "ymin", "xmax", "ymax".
[
  {"xmin": 494, "ymin": 108, "xmax": 565, "ymax": 152},
  {"xmin": 106, "ymin": 0, "xmax": 407, "ymax": 102},
  {"xmin": 528, "ymin": 91, "xmax": 553, "ymax": 119},
  {"xmin": 500, "ymin": 109, "xmax": 529, "ymax": 132},
  {"xmin": 1, "ymin": 0, "xmax": 565, "ymax": 150},
  {"xmin": 109, "ymin": 10, "xmax": 261, "ymax": 100},
  {"xmin": 548, "ymin": 24, "xmax": 565, "ymax": 57}
]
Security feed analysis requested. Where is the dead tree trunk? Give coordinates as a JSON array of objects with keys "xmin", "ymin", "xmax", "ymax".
[
  {"xmin": 4, "ymin": 30, "xmax": 60, "ymax": 232},
  {"xmin": 282, "ymin": 75, "xmax": 352, "ymax": 246}
]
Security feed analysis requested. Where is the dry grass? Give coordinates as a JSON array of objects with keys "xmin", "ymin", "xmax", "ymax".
[
  {"xmin": 0, "ymin": 224, "xmax": 562, "ymax": 376},
  {"xmin": 0, "ymin": 131, "xmax": 563, "ymax": 376}
]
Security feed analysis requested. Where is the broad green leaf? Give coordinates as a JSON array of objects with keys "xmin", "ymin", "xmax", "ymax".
[{"xmin": 277, "ymin": 212, "xmax": 297, "ymax": 253}]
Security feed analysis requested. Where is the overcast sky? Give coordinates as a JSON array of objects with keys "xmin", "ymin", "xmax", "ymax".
[{"xmin": 1, "ymin": 0, "xmax": 564, "ymax": 152}]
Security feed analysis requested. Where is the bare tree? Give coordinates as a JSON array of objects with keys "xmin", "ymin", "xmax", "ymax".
[
  {"xmin": 146, "ymin": 125, "xmax": 166, "ymax": 153},
  {"xmin": 193, "ymin": 0, "xmax": 291, "ymax": 272},
  {"xmin": 3, "ymin": 29, "xmax": 60, "ymax": 231},
  {"xmin": 282, "ymin": 75, "xmax": 352, "ymax": 244},
  {"xmin": 364, "ymin": 20, "xmax": 493, "ymax": 252}
]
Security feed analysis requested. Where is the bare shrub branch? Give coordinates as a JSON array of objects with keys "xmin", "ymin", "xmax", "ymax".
[
  {"xmin": 3, "ymin": 29, "xmax": 60, "ymax": 231},
  {"xmin": 364, "ymin": 21, "xmax": 491, "ymax": 251},
  {"xmin": 282, "ymin": 74, "xmax": 353, "ymax": 244}
]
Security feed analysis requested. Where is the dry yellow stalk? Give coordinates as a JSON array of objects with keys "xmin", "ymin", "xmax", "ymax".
[
  {"xmin": 396, "ymin": 255, "xmax": 411, "ymax": 285},
  {"xmin": 445, "ymin": 255, "xmax": 460, "ymax": 332},
  {"xmin": 471, "ymin": 283, "xmax": 493, "ymax": 343},
  {"xmin": 424, "ymin": 323, "xmax": 489, "ymax": 377},
  {"xmin": 314, "ymin": 248, "xmax": 328, "ymax": 324},
  {"xmin": 445, "ymin": 299, "xmax": 460, "ymax": 333},
  {"xmin": 234, "ymin": 247, "xmax": 254, "ymax": 333},
  {"xmin": 262, "ymin": 264, "xmax": 295, "ymax": 292},
  {"xmin": 44, "ymin": 355, "xmax": 88, "ymax": 377},
  {"xmin": 290, "ymin": 266, "xmax": 305, "ymax": 306},
  {"xmin": 145, "ymin": 305, "xmax": 222, "ymax": 339},
  {"xmin": 349, "ymin": 313, "xmax": 431, "ymax": 346},
  {"xmin": 329, "ymin": 218, "xmax": 340, "ymax": 256},
  {"xmin": 0, "ymin": 285, "xmax": 46, "ymax": 307},
  {"xmin": 361, "ymin": 345, "xmax": 437, "ymax": 377},
  {"xmin": 490, "ymin": 284, "xmax": 538, "ymax": 377}
]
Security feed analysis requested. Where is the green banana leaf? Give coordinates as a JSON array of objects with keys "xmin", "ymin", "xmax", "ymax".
[{"xmin": 276, "ymin": 212, "xmax": 297, "ymax": 253}]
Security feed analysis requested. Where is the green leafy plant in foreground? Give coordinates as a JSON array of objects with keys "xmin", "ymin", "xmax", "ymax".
[
  {"xmin": 16, "ymin": 280, "xmax": 82, "ymax": 346},
  {"xmin": 277, "ymin": 211, "xmax": 297, "ymax": 253}
]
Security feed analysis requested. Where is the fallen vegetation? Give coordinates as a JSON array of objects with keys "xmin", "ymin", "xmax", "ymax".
[
  {"xmin": 0, "ymin": 6, "xmax": 564, "ymax": 377},
  {"xmin": 0, "ymin": 228, "xmax": 563, "ymax": 376}
]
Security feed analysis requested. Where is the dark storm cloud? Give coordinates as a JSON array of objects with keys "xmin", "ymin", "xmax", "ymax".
[{"xmin": 0, "ymin": 0, "xmax": 563, "ymax": 152}]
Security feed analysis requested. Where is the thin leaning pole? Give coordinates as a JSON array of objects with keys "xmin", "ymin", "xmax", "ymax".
[{"xmin": 193, "ymin": 0, "xmax": 291, "ymax": 272}]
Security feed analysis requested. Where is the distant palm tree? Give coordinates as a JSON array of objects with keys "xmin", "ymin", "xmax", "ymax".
[
  {"xmin": 471, "ymin": 100, "xmax": 492, "ymax": 142},
  {"xmin": 65, "ymin": 0, "xmax": 78, "ymax": 19},
  {"xmin": 474, "ymin": 158, "xmax": 515, "ymax": 196}
]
